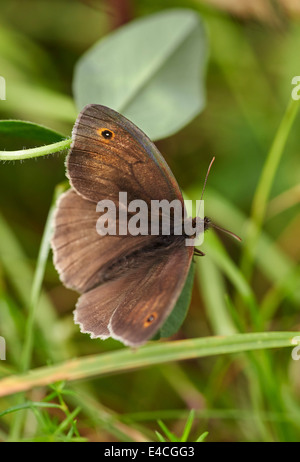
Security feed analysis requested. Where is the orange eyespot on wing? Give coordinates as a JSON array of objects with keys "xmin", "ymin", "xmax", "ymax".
[
  {"xmin": 96, "ymin": 127, "xmax": 115, "ymax": 143},
  {"xmin": 144, "ymin": 312, "xmax": 158, "ymax": 328}
]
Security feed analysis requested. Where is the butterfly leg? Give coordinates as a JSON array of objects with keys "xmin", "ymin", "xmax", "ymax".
[{"xmin": 194, "ymin": 248, "xmax": 205, "ymax": 257}]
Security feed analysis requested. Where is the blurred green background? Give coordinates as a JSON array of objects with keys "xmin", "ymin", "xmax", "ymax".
[{"xmin": 0, "ymin": 0, "xmax": 300, "ymax": 442}]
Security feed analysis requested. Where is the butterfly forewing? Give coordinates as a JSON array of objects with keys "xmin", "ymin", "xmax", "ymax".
[{"xmin": 67, "ymin": 104, "xmax": 183, "ymax": 205}]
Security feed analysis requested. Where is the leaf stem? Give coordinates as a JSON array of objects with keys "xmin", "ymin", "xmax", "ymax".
[{"xmin": 0, "ymin": 138, "xmax": 71, "ymax": 161}]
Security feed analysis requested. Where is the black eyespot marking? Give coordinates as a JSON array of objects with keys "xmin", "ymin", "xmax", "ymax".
[
  {"xmin": 101, "ymin": 129, "xmax": 113, "ymax": 139},
  {"xmin": 97, "ymin": 127, "xmax": 115, "ymax": 142},
  {"xmin": 144, "ymin": 312, "xmax": 158, "ymax": 327}
]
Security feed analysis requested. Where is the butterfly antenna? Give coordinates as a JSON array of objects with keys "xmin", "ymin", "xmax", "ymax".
[
  {"xmin": 199, "ymin": 157, "xmax": 242, "ymax": 242},
  {"xmin": 209, "ymin": 221, "xmax": 242, "ymax": 242},
  {"xmin": 201, "ymin": 156, "xmax": 215, "ymax": 200}
]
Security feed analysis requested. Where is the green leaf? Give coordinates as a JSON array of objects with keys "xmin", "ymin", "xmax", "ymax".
[
  {"xmin": 0, "ymin": 120, "xmax": 71, "ymax": 160},
  {"xmin": 158, "ymin": 262, "xmax": 195, "ymax": 339},
  {"xmin": 73, "ymin": 9, "xmax": 208, "ymax": 140},
  {"xmin": 0, "ymin": 120, "xmax": 66, "ymax": 149}
]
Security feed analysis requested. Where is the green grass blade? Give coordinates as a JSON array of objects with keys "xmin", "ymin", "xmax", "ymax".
[
  {"xmin": 241, "ymin": 98, "xmax": 299, "ymax": 278},
  {"xmin": 180, "ymin": 409, "xmax": 195, "ymax": 442},
  {"xmin": 196, "ymin": 431, "xmax": 208, "ymax": 442},
  {"xmin": 196, "ymin": 253, "xmax": 237, "ymax": 335},
  {"xmin": 0, "ymin": 196, "xmax": 69, "ymax": 363},
  {"xmin": 0, "ymin": 332, "xmax": 298, "ymax": 398},
  {"xmin": 9, "ymin": 184, "xmax": 67, "ymax": 440},
  {"xmin": 155, "ymin": 431, "xmax": 166, "ymax": 442},
  {"xmin": 0, "ymin": 401, "xmax": 62, "ymax": 419},
  {"xmin": 53, "ymin": 406, "xmax": 81, "ymax": 436},
  {"xmin": 21, "ymin": 184, "xmax": 65, "ymax": 373},
  {"xmin": 203, "ymin": 232, "xmax": 260, "ymax": 328},
  {"xmin": 157, "ymin": 419, "xmax": 177, "ymax": 442},
  {"xmin": 192, "ymin": 188, "xmax": 300, "ymax": 307}
]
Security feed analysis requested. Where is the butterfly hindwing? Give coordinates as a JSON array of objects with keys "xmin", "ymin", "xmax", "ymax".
[{"xmin": 74, "ymin": 244, "xmax": 193, "ymax": 346}]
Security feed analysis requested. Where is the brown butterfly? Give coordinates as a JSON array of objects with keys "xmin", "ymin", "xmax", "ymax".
[{"xmin": 51, "ymin": 104, "xmax": 239, "ymax": 347}]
